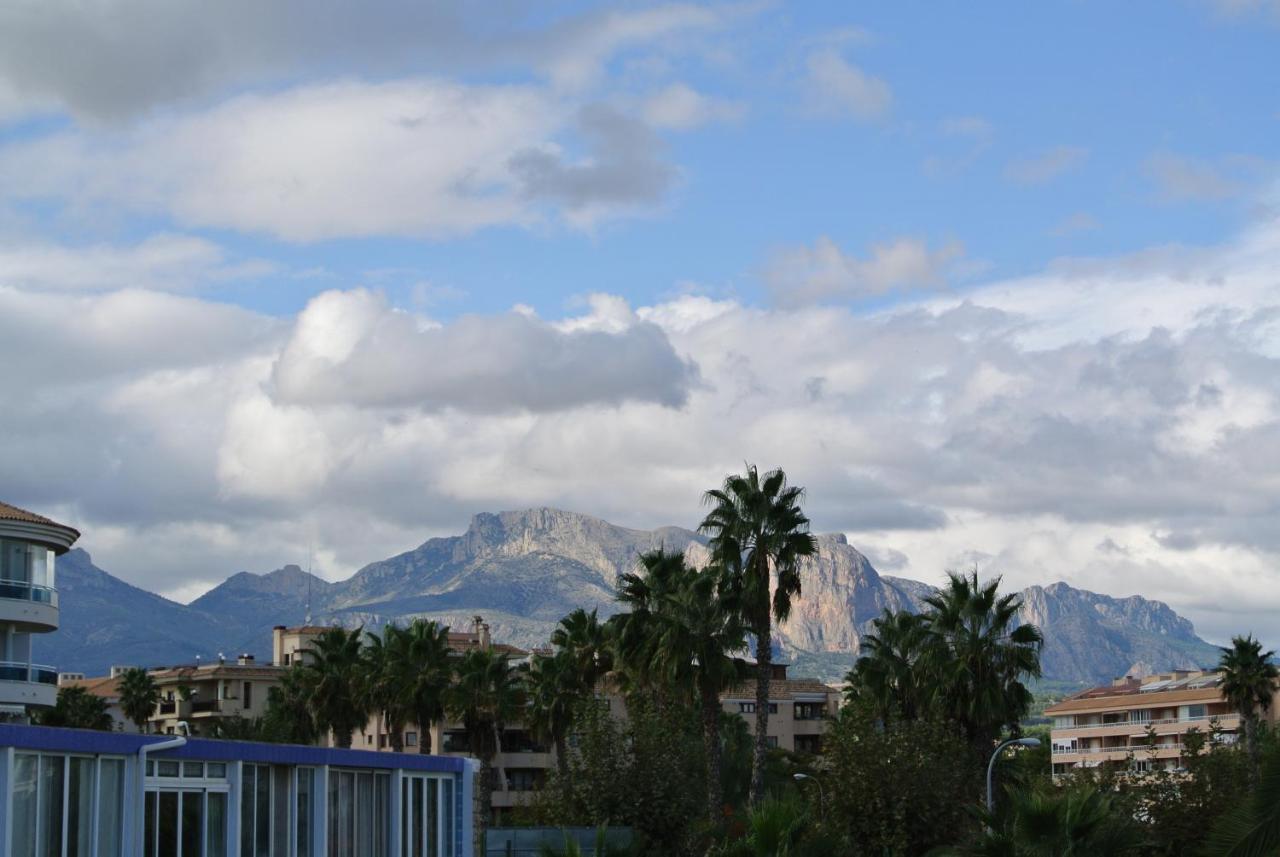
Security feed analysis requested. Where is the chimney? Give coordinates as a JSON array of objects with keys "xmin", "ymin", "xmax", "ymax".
[{"xmin": 480, "ymin": 622, "xmax": 491, "ymax": 650}]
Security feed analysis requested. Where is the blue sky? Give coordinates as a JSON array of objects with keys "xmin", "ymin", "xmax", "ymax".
[{"xmin": 0, "ymin": 1, "xmax": 1279, "ymax": 645}]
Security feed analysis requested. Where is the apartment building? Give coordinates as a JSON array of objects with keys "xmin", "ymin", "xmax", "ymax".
[
  {"xmin": 1045, "ymin": 669, "xmax": 1274, "ymax": 776},
  {"xmin": 721, "ymin": 662, "xmax": 842, "ymax": 755},
  {"xmin": 0, "ymin": 501, "xmax": 79, "ymax": 720}
]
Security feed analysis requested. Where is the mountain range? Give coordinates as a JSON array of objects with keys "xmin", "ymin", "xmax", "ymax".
[{"xmin": 42, "ymin": 508, "xmax": 1221, "ymax": 685}]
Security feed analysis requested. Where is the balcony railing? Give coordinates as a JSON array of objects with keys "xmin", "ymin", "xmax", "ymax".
[
  {"xmin": 1058, "ymin": 714, "xmax": 1235, "ymax": 731},
  {"xmin": 0, "ymin": 661, "xmax": 58, "ymax": 685},
  {"xmin": 0, "ymin": 580, "xmax": 57, "ymax": 608}
]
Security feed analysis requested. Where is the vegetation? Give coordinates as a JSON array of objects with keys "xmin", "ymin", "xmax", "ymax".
[
  {"xmin": 38, "ymin": 685, "xmax": 113, "ymax": 731},
  {"xmin": 1219, "ymin": 634, "xmax": 1278, "ymax": 776},
  {"xmin": 117, "ymin": 667, "xmax": 160, "ymax": 733},
  {"xmin": 298, "ymin": 625, "xmax": 368, "ymax": 748},
  {"xmin": 700, "ymin": 464, "xmax": 817, "ymax": 806}
]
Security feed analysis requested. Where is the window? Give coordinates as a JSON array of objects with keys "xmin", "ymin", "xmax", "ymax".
[
  {"xmin": 328, "ymin": 769, "xmax": 390, "ymax": 857},
  {"xmin": 1186, "ymin": 704, "xmax": 1207, "ymax": 720},
  {"xmin": 794, "ymin": 735, "xmax": 822, "ymax": 755},
  {"xmin": 243, "ymin": 681, "xmax": 253, "ymax": 709},
  {"xmin": 283, "ymin": 654, "xmax": 291, "ymax": 665},
  {"xmin": 794, "ymin": 703, "xmax": 826, "ymax": 720},
  {"xmin": 240, "ymin": 763, "xmax": 271, "ymax": 857},
  {"xmin": 297, "ymin": 768, "xmax": 314, "ymax": 857},
  {"xmin": 507, "ymin": 769, "xmax": 541, "ymax": 791},
  {"xmin": 405, "ymin": 731, "xmax": 418, "ymax": 747},
  {"xmin": 13, "ymin": 754, "xmax": 126, "ymax": 857},
  {"xmin": 739, "ymin": 702, "xmax": 777, "ymax": 715},
  {"xmin": 766, "ymin": 736, "xmax": 778, "ymax": 749}
]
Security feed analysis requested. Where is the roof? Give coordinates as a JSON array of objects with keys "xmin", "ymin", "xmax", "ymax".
[
  {"xmin": 0, "ymin": 724, "xmax": 471, "ymax": 774},
  {"xmin": 721, "ymin": 678, "xmax": 838, "ymax": 701},
  {"xmin": 1045, "ymin": 672, "xmax": 1230, "ymax": 715},
  {"xmin": 149, "ymin": 664, "xmax": 287, "ymax": 682},
  {"xmin": 61, "ymin": 675, "xmax": 121, "ymax": 700},
  {"xmin": 0, "ymin": 501, "xmax": 80, "ymax": 549}
]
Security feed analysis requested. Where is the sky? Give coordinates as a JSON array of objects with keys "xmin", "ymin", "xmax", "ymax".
[{"xmin": 1, "ymin": 1, "xmax": 1279, "ymax": 645}]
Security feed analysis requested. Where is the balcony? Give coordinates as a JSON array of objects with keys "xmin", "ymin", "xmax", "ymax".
[
  {"xmin": 0, "ymin": 580, "xmax": 58, "ymax": 631},
  {"xmin": 0, "ymin": 661, "xmax": 57, "ymax": 708}
]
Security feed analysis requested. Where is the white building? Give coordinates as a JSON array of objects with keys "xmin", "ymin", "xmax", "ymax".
[{"xmin": 0, "ymin": 502, "xmax": 79, "ymax": 719}]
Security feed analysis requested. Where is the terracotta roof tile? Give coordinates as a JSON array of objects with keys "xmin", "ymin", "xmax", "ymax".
[
  {"xmin": 721, "ymin": 678, "xmax": 839, "ymax": 701},
  {"xmin": 0, "ymin": 501, "xmax": 79, "ymax": 538},
  {"xmin": 61, "ymin": 676, "xmax": 121, "ymax": 699}
]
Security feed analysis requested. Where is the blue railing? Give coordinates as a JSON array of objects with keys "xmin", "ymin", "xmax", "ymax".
[
  {"xmin": 0, "ymin": 662, "xmax": 58, "ymax": 685},
  {"xmin": 0, "ymin": 579, "xmax": 58, "ymax": 608}
]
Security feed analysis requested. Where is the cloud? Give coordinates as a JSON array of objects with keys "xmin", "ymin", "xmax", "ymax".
[
  {"xmin": 766, "ymin": 235, "xmax": 964, "ymax": 305},
  {"xmin": 0, "ymin": 79, "xmax": 685, "ymax": 240},
  {"xmin": 270, "ymin": 288, "xmax": 699, "ymax": 412},
  {"xmin": 0, "ymin": 2, "xmax": 733, "ymax": 121},
  {"xmin": 510, "ymin": 104, "xmax": 678, "ymax": 226},
  {"xmin": 803, "ymin": 49, "xmax": 892, "ymax": 121},
  {"xmin": 1004, "ymin": 145, "xmax": 1089, "ymax": 184},
  {"xmin": 1143, "ymin": 151, "xmax": 1268, "ymax": 202},
  {"xmin": 0, "ymin": 234, "xmax": 270, "ymax": 292},
  {"xmin": 641, "ymin": 82, "xmax": 745, "ymax": 130}
]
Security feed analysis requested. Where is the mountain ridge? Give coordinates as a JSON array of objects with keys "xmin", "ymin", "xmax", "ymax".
[{"xmin": 43, "ymin": 508, "xmax": 1219, "ymax": 683}]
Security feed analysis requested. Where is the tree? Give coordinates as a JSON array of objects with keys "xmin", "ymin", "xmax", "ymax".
[
  {"xmin": 922, "ymin": 570, "xmax": 1042, "ymax": 754},
  {"xmin": 551, "ymin": 608, "xmax": 613, "ymax": 692},
  {"xmin": 364, "ymin": 624, "xmax": 413, "ymax": 751},
  {"xmin": 402, "ymin": 619, "xmax": 453, "ymax": 754},
  {"xmin": 845, "ymin": 609, "xmax": 931, "ymax": 723},
  {"xmin": 446, "ymin": 647, "xmax": 525, "ymax": 855},
  {"xmin": 261, "ymin": 665, "xmax": 320, "ymax": 744},
  {"xmin": 613, "ymin": 548, "xmax": 690, "ymax": 696},
  {"xmin": 299, "ymin": 626, "xmax": 368, "ymax": 749},
  {"xmin": 525, "ymin": 652, "xmax": 580, "ymax": 780},
  {"xmin": 38, "ymin": 686, "xmax": 113, "ymax": 731},
  {"xmin": 1218, "ymin": 634, "xmax": 1278, "ymax": 776},
  {"xmin": 950, "ymin": 782, "xmax": 1143, "ymax": 856},
  {"xmin": 118, "ymin": 668, "xmax": 160, "ymax": 734},
  {"xmin": 1204, "ymin": 744, "xmax": 1280, "ymax": 856},
  {"xmin": 646, "ymin": 551, "xmax": 746, "ymax": 821},
  {"xmin": 700, "ymin": 464, "xmax": 817, "ymax": 805}
]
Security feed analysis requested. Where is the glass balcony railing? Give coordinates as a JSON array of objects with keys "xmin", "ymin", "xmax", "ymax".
[
  {"xmin": 0, "ymin": 579, "xmax": 58, "ymax": 608},
  {"xmin": 0, "ymin": 662, "xmax": 58, "ymax": 685}
]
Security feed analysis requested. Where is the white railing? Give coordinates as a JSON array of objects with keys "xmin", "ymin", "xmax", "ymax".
[
  {"xmin": 0, "ymin": 579, "xmax": 58, "ymax": 607},
  {"xmin": 1059, "ymin": 713, "xmax": 1236, "ymax": 730}
]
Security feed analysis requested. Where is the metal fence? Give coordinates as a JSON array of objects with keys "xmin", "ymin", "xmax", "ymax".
[{"xmin": 485, "ymin": 827, "xmax": 633, "ymax": 857}]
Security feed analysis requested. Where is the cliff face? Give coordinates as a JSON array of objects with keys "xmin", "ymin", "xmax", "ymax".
[{"xmin": 52, "ymin": 509, "xmax": 1220, "ymax": 685}]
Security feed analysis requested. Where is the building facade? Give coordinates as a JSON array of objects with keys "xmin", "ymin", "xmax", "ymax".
[
  {"xmin": 0, "ymin": 503, "xmax": 79, "ymax": 720},
  {"xmin": 720, "ymin": 663, "xmax": 841, "ymax": 755},
  {"xmin": 0, "ymin": 723, "xmax": 476, "ymax": 857},
  {"xmin": 1045, "ymin": 669, "xmax": 1275, "ymax": 776}
]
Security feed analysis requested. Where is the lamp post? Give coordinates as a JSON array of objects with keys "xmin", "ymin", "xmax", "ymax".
[
  {"xmin": 986, "ymin": 737, "xmax": 1041, "ymax": 814},
  {"xmin": 793, "ymin": 772, "xmax": 825, "ymax": 819}
]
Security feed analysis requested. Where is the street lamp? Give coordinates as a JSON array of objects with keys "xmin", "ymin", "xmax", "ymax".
[
  {"xmin": 986, "ymin": 737, "xmax": 1041, "ymax": 813},
  {"xmin": 793, "ymin": 772, "xmax": 825, "ymax": 819}
]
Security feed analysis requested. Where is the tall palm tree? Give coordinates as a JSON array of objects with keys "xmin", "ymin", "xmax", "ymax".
[
  {"xmin": 118, "ymin": 667, "xmax": 160, "ymax": 734},
  {"xmin": 648, "ymin": 554, "xmax": 746, "ymax": 822},
  {"xmin": 922, "ymin": 570, "xmax": 1042, "ymax": 754},
  {"xmin": 613, "ymin": 549, "xmax": 689, "ymax": 695},
  {"xmin": 299, "ymin": 626, "xmax": 368, "ymax": 749},
  {"xmin": 551, "ymin": 608, "xmax": 613, "ymax": 693},
  {"xmin": 700, "ymin": 464, "xmax": 818, "ymax": 805},
  {"xmin": 446, "ymin": 647, "xmax": 525, "ymax": 855},
  {"xmin": 1219, "ymin": 634, "xmax": 1278, "ymax": 774},
  {"xmin": 846, "ymin": 609, "xmax": 931, "ymax": 723},
  {"xmin": 403, "ymin": 619, "xmax": 453, "ymax": 753},
  {"xmin": 525, "ymin": 651, "xmax": 579, "ymax": 779},
  {"xmin": 364, "ymin": 624, "xmax": 415, "ymax": 751}
]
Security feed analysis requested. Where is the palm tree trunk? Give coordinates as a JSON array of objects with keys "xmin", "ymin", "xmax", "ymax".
[
  {"xmin": 701, "ymin": 683, "xmax": 725, "ymax": 823},
  {"xmin": 554, "ymin": 731, "xmax": 569, "ymax": 779},
  {"xmin": 389, "ymin": 718, "xmax": 404, "ymax": 753},
  {"xmin": 1247, "ymin": 713, "xmax": 1261, "ymax": 779},
  {"xmin": 752, "ymin": 607, "xmax": 771, "ymax": 807}
]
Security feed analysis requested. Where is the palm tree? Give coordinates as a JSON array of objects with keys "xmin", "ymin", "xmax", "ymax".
[
  {"xmin": 1204, "ymin": 745, "xmax": 1280, "ymax": 856},
  {"xmin": 402, "ymin": 619, "xmax": 454, "ymax": 754},
  {"xmin": 261, "ymin": 666, "xmax": 319, "ymax": 744},
  {"xmin": 118, "ymin": 667, "xmax": 160, "ymax": 734},
  {"xmin": 952, "ymin": 783, "xmax": 1142, "ymax": 856},
  {"xmin": 922, "ymin": 570, "xmax": 1042, "ymax": 754},
  {"xmin": 525, "ymin": 651, "xmax": 579, "ymax": 779},
  {"xmin": 364, "ymin": 624, "xmax": 415, "ymax": 752},
  {"xmin": 648, "ymin": 553, "xmax": 746, "ymax": 822},
  {"xmin": 446, "ymin": 647, "xmax": 525, "ymax": 855},
  {"xmin": 613, "ymin": 548, "xmax": 689, "ymax": 695},
  {"xmin": 299, "ymin": 626, "xmax": 368, "ymax": 749},
  {"xmin": 1219, "ymin": 634, "xmax": 1278, "ymax": 775},
  {"xmin": 700, "ymin": 464, "xmax": 818, "ymax": 805},
  {"xmin": 551, "ymin": 608, "xmax": 613, "ymax": 693},
  {"xmin": 845, "ymin": 609, "xmax": 931, "ymax": 723}
]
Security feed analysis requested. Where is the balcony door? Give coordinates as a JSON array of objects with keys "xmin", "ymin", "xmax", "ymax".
[
  {"xmin": 399, "ymin": 775, "xmax": 455, "ymax": 857},
  {"xmin": 143, "ymin": 788, "xmax": 229, "ymax": 857}
]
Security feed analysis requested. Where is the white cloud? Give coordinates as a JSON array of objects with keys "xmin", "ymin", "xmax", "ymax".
[
  {"xmin": 803, "ymin": 49, "xmax": 892, "ymax": 121},
  {"xmin": 766, "ymin": 235, "xmax": 964, "ymax": 305},
  {"xmin": 0, "ymin": 234, "xmax": 269, "ymax": 292},
  {"xmin": 641, "ymin": 82, "xmax": 745, "ymax": 129},
  {"xmin": 270, "ymin": 288, "xmax": 698, "ymax": 412},
  {"xmin": 1142, "ymin": 151, "xmax": 1272, "ymax": 202},
  {"xmin": 1004, "ymin": 145, "xmax": 1089, "ymax": 184},
  {"xmin": 0, "ymin": 81, "xmax": 684, "ymax": 241}
]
